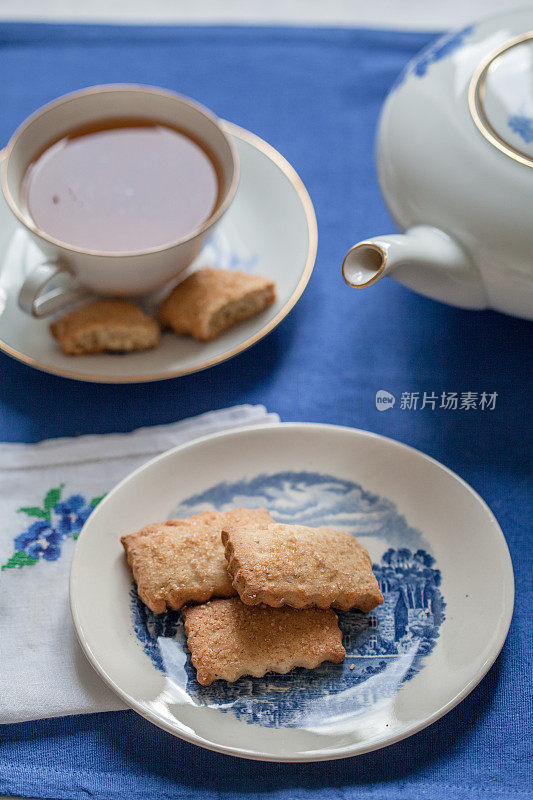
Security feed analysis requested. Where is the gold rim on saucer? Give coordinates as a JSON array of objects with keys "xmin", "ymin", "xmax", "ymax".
[{"xmin": 0, "ymin": 122, "xmax": 318, "ymax": 383}]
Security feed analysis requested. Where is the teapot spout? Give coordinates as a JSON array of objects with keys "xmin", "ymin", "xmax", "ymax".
[{"xmin": 342, "ymin": 225, "xmax": 486, "ymax": 309}]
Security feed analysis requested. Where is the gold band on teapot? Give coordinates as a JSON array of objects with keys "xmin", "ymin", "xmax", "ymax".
[{"xmin": 468, "ymin": 32, "xmax": 533, "ymax": 169}]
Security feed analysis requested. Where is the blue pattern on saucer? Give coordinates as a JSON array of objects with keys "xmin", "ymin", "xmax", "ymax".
[{"xmin": 130, "ymin": 471, "xmax": 445, "ymax": 728}]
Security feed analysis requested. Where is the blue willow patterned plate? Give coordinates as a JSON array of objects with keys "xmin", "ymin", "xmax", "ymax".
[{"xmin": 70, "ymin": 423, "xmax": 514, "ymax": 761}]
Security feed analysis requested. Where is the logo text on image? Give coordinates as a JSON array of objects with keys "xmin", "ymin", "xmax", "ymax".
[{"xmin": 375, "ymin": 390, "xmax": 395, "ymax": 411}]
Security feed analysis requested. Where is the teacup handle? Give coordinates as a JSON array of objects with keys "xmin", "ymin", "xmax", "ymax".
[{"xmin": 18, "ymin": 262, "xmax": 93, "ymax": 318}]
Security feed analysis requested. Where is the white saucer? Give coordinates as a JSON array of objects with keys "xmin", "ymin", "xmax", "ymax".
[
  {"xmin": 0, "ymin": 123, "xmax": 316, "ymax": 382},
  {"xmin": 70, "ymin": 423, "xmax": 514, "ymax": 762}
]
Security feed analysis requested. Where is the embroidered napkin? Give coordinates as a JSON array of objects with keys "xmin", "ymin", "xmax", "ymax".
[{"xmin": 0, "ymin": 404, "xmax": 278, "ymax": 724}]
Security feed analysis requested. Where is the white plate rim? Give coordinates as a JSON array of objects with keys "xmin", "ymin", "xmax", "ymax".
[
  {"xmin": 69, "ymin": 423, "xmax": 515, "ymax": 761},
  {"xmin": 0, "ymin": 123, "xmax": 317, "ymax": 383}
]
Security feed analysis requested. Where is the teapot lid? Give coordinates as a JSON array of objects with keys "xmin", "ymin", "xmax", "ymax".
[{"xmin": 469, "ymin": 33, "xmax": 533, "ymax": 168}]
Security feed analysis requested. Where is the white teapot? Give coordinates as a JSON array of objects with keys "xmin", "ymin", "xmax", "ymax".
[{"xmin": 342, "ymin": 8, "xmax": 533, "ymax": 320}]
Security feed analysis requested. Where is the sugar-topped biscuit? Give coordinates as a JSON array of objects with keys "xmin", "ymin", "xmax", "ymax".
[
  {"xmin": 182, "ymin": 597, "xmax": 345, "ymax": 685},
  {"xmin": 50, "ymin": 299, "xmax": 160, "ymax": 355},
  {"xmin": 158, "ymin": 267, "xmax": 276, "ymax": 341},
  {"xmin": 121, "ymin": 508, "xmax": 271, "ymax": 613},
  {"xmin": 222, "ymin": 521, "xmax": 383, "ymax": 612}
]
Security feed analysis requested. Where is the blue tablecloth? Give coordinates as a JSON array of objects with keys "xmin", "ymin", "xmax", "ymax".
[{"xmin": 0, "ymin": 23, "xmax": 531, "ymax": 800}]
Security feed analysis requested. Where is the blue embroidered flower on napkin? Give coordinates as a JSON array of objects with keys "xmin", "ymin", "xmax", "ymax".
[{"xmin": 3, "ymin": 486, "xmax": 102, "ymax": 570}]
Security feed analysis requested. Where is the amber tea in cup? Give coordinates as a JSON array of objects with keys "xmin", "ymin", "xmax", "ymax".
[
  {"xmin": 21, "ymin": 118, "xmax": 222, "ymax": 254},
  {"xmin": 3, "ymin": 85, "xmax": 238, "ymax": 316}
]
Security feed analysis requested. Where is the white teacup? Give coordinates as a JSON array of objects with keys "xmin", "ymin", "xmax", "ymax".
[{"xmin": 1, "ymin": 84, "xmax": 239, "ymax": 317}]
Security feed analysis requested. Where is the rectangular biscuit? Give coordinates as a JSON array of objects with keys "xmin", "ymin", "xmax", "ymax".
[
  {"xmin": 182, "ymin": 597, "xmax": 346, "ymax": 685},
  {"xmin": 121, "ymin": 508, "xmax": 271, "ymax": 613},
  {"xmin": 158, "ymin": 267, "xmax": 276, "ymax": 341},
  {"xmin": 222, "ymin": 521, "xmax": 383, "ymax": 612},
  {"xmin": 51, "ymin": 299, "xmax": 160, "ymax": 355}
]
